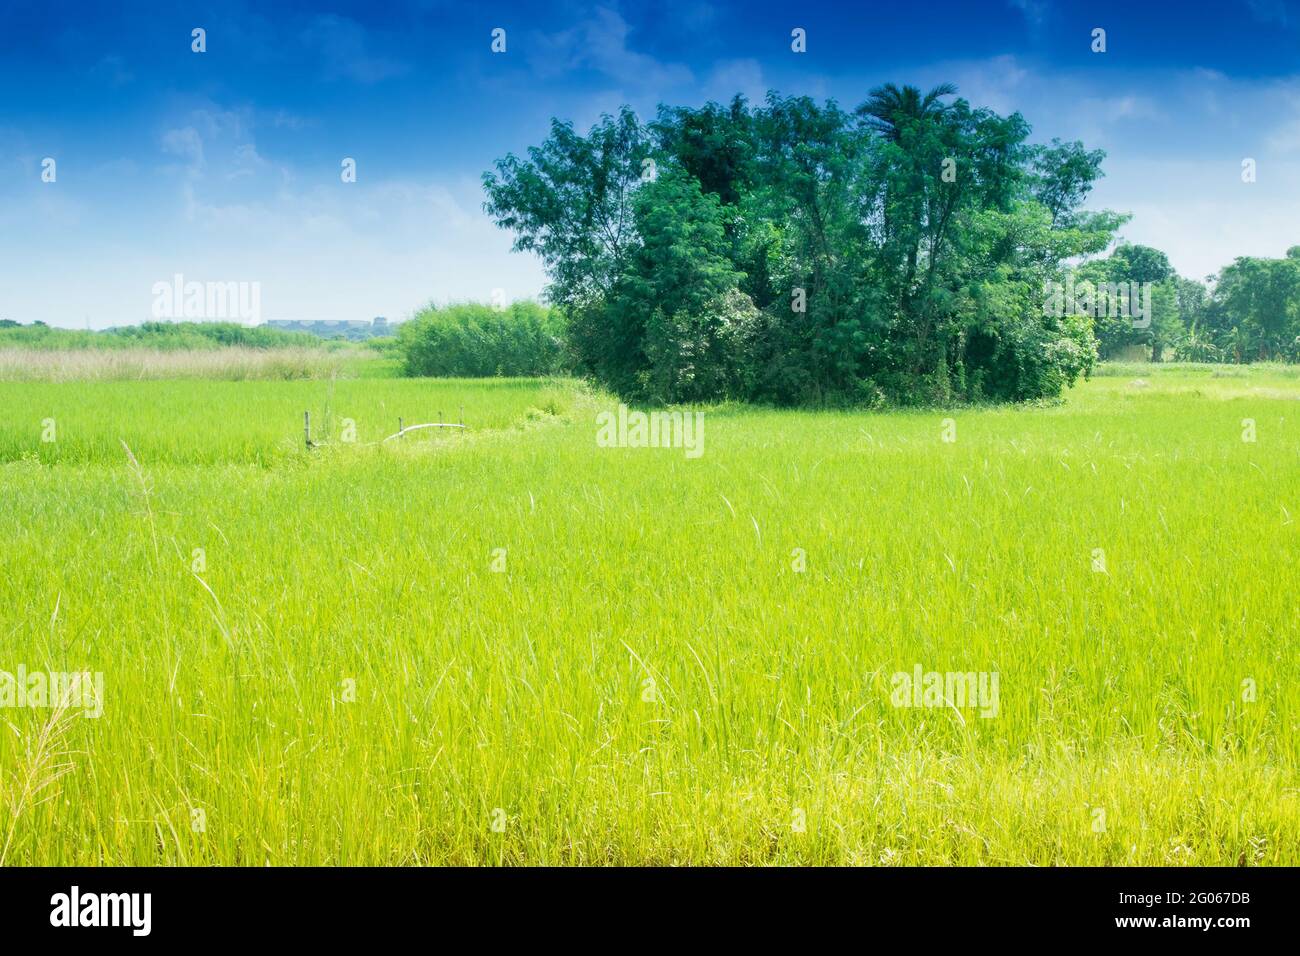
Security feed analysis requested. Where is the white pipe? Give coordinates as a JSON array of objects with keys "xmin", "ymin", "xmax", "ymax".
[{"xmin": 382, "ymin": 422, "xmax": 467, "ymax": 442}]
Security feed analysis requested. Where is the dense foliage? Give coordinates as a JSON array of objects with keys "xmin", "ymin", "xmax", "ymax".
[
  {"xmin": 1179, "ymin": 248, "xmax": 1300, "ymax": 363},
  {"xmin": 485, "ymin": 86, "xmax": 1128, "ymax": 405},
  {"xmin": 1079, "ymin": 244, "xmax": 1300, "ymax": 363},
  {"xmin": 396, "ymin": 301, "xmax": 567, "ymax": 377},
  {"xmin": 485, "ymin": 87, "xmax": 1300, "ymax": 403}
]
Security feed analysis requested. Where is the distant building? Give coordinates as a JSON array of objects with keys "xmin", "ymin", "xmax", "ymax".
[{"xmin": 263, "ymin": 317, "xmax": 392, "ymax": 341}]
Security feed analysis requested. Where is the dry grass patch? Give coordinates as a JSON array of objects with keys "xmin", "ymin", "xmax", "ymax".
[{"xmin": 0, "ymin": 346, "xmax": 347, "ymax": 382}]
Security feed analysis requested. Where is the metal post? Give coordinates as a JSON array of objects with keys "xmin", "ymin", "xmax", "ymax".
[
  {"xmin": 304, "ymin": 411, "xmax": 310, "ymax": 449},
  {"xmin": 398, "ymin": 417, "xmax": 403, "ymax": 438}
]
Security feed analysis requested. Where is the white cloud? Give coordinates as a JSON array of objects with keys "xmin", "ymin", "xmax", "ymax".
[
  {"xmin": 161, "ymin": 126, "xmax": 204, "ymax": 171},
  {"xmin": 301, "ymin": 14, "xmax": 408, "ymax": 84},
  {"xmin": 89, "ymin": 54, "xmax": 133, "ymax": 87},
  {"xmin": 529, "ymin": 7, "xmax": 693, "ymax": 90},
  {"xmin": 705, "ymin": 59, "xmax": 765, "ymax": 104},
  {"xmin": 1245, "ymin": 0, "xmax": 1293, "ymax": 26},
  {"xmin": 1007, "ymin": 0, "xmax": 1050, "ymax": 27},
  {"xmin": 1099, "ymin": 156, "xmax": 1300, "ymax": 279},
  {"xmin": 0, "ymin": 167, "xmax": 548, "ymax": 326},
  {"xmin": 159, "ymin": 103, "xmax": 288, "ymax": 187},
  {"xmin": 173, "ymin": 176, "xmax": 549, "ymax": 322}
]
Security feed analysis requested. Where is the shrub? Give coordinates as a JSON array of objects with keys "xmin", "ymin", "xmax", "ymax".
[{"xmin": 396, "ymin": 302, "xmax": 567, "ymax": 377}]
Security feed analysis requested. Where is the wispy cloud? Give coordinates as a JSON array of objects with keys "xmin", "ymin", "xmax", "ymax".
[
  {"xmin": 89, "ymin": 54, "xmax": 132, "ymax": 88},
  {"xmin": 159, "ymin": 105, "xmax": 281, "ymax": 186},
  {"xmin": 301, "ymin": 14, "xmax": 408, "ymax": 84},
  {"xmin": 529, "ymin": 7, "xmax": 693, "ymax": 89},
  {"xmin": 1006, "ymin": 0, "xmax": 1050, "ymax": 27},
  {"xmin": 704, "ymin": 59, "xmax": 766, "ymax": 104},
  {"xmin": 161, "ymin": 126, "xmax": 204, "ymax": 173},
  {"xmin": 1244, "ymin": 0, "xmax": 1294, "ymax": 26}
]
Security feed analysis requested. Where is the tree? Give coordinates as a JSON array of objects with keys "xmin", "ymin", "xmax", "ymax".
[
  {"xmin": 1212, "ymin": 255, "xmax": 1300, "ymax": 360},
  {"xmin": 1111, "ymin": 244, "xmax": 1172, "ymax": 285},
  {"xmin": 750, "ymin": 94, "xmax": 869, "ymax": 401},
  {"xmin": 483, "ymin": 108, "xmax": 649, "ymax": 311},
  {"xmin": 853, "ymin": 85, "xmax": 1111, "ymax": 397},
  {"xmin": 571, "ymin": 171, "xmax": 759, "ymax": 402},
  {"xmin": 1171, "ymin": 277, "xmax": 1212, "ymax": 361},
  {"xmin": 483, "ymin": 83, "xmax": 1130, "ymax": 406},
  {"xmin": 1079, "ymin": 244, "xmax": 1182, "ymax": 361},
  {"xmin": 856, "ymin": 82, "xmax": 958, "ymax": 142},
  {"xmin": 650, "ymin": 96, "xmax": 755, "ymax": 207},
  {"xmin": 1028, "ymin": 139, "xmax": 1107, "ymax": 228}
]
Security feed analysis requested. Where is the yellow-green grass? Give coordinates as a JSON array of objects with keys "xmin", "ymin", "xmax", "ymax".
[
  {"xmin": 0, "ymin": 376, "xmax": 570, "ymax": 466},
  {"xmin": 0, "ymin": 346, "xmax": 352, "ymax": 383},
  {"xmin": 1, "ymin": 366, "xmax": 1296, "ymax": 865}
]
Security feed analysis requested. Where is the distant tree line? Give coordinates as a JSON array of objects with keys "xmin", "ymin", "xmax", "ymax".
[
  {"xmin": 0, "ymin": 320, "xmax": 321, "ymax": 351},
  {"xmin": 477, "ymin": 85, "xmax": 1299, "ymax": 405},
  {"xmin": 1080, "ymin": 244, "xmax": 1300, "ymax": 363}
]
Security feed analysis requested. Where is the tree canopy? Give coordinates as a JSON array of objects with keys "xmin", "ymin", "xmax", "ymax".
[{"xmin": 483, "ymin": 84, "xmax": 1297, "ymax": 404}]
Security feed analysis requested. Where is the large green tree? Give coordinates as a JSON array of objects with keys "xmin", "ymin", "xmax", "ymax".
[
  {"xmin": 483, "ymin": 84, "xmax": 1129, "ymax": 405},
  {"xmin": 569, "ymin": 170, "xmax": 758, "ymax": 402},
  {"xmin": 1082, "ymin": 244, "xmax": 1180, "ymax": 361},
  {"xmin": 482, "ymin": 107, "xmax": 649, "ymax": 311},
  {"xmin": 1211, "ymin": 254, "xmax": 1300, "ymax": 361}
]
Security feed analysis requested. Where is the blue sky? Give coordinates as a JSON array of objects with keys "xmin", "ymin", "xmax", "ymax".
[{"xmin": 3, "ymin": 0, "xmax": 1300, "ymax": 327}]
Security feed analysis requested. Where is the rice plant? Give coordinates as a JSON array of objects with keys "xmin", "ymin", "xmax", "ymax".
[{"xmin": 0, "ymin": 365, "xmax": 1295, "ymax": 865}]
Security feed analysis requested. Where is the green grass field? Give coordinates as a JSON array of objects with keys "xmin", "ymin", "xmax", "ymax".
[{"xmin": 2, "ymin": 362, "xmax": 1296, "ymax": 865}]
